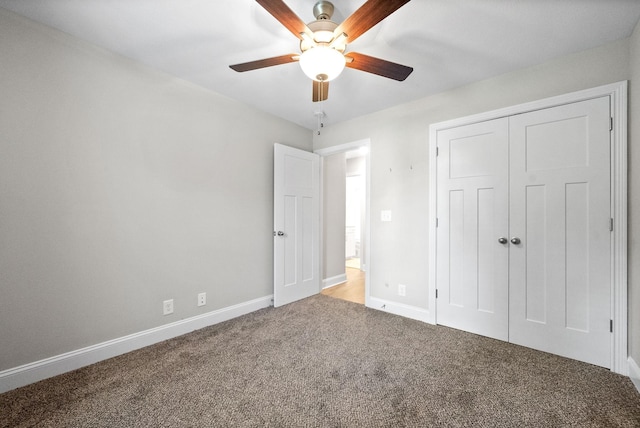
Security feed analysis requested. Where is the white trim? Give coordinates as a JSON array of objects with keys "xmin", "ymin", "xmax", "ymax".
[
  {"xmin": 315, "ymin": 139, "xmax": 371, "ymax": 307},
  {"xmin": 610, "ymin": 82, "xmax": 628, "ymax": 376},
  {"xmin": 369, "ymin": 297, "xmax": 431, "ymax": 323},
  {"xmin": 428, "ymin": 81, "xmax": 628, "ymax": 374},
  {"xmin": 322, "ymin": 274, "xmax": 347, "ymax": 289},
  {"xmin": 628, "ymin": 357, "xmax": 640, "ymax": 393},
  {"xmin": 0, "ymin": 295, "xmax": 273, "ymax": 394}
]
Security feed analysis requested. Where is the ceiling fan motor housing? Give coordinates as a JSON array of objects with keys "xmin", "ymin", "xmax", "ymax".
[{"xmin": 300, "ymin": 19, "xmax": 345, "ymax": 52}]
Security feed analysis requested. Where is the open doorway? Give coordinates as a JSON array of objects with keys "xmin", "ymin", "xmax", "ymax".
[
  {"xmin": 345, "ymin": 153, "xmax": 365, "ymax": 270},
  {"xmin": 317, "ymin": 141, "xmax": 370, "ymax": 306},
  {"xmin": 342, "ymin": 152, "xmax": 366, "ymax": 303}
]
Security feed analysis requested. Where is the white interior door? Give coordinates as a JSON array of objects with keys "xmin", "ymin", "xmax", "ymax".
[
  {"xmin": 436, "ymin": 118, "xmax": 510, "ymax": 341},
  {"xmin": 273, "ymin": 144, "xmax": 320, "ymax": 307},
  {"xmin": 508, "ymin": 97, "xmax": 612, "ymax": 367}
]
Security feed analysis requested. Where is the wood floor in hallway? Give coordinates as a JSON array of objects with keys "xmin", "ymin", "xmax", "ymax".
[{"xmin": 321, "ymin": 267, "xmax": 365, "ymax": 304}]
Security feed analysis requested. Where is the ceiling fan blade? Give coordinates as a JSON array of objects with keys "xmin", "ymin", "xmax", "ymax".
[
  {"xmin": 334, "ymin": 0, "xmax": 411, "ymax": 44},
  {"xmin": 256, "ymin": 0, "xmax": 313, "ymax": 40},
  {"xmin": 229, "ymin": 54, "xmax": 299, "ymax": 72},
  {"xmin": 345, "ymin": 52, "xmax": 413, "ymax": 81},
  {"xmin": 312, "ymin": 80, "xmax": 329, "ymax": 102}
]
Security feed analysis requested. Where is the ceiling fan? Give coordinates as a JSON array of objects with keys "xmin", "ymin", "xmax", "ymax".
[{"xmin": 230, "ymin": 0, "xmax": 413, "ymax": 102}]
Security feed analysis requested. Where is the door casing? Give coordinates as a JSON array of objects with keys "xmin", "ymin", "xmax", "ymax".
[{"xmin": 428, "ymin": 81, "xmax": 628, "ymax": 375}]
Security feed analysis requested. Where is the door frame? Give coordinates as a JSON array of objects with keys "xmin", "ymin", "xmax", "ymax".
[
  {"xmin": 315, "ymin": 139, "xmax": 372, "ymax": 307},
  {"xmin": 428, "ymin": 81, "xmax": 628, "ymax": 375}
]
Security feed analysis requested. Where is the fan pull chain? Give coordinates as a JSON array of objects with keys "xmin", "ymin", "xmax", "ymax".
[
  {"xmin": 314, "ymin": 110, "xmax": 325, "ymax": 136},
  {"xmin": 319, "ymin": 79, "xmax": 325, "ymax": 135}
]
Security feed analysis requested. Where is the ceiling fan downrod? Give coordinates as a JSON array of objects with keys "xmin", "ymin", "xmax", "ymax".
[{"xmin": 312, "ymin": 1, "xmax": 335, "ymax": 20}]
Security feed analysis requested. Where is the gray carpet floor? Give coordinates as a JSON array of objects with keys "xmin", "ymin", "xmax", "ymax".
[{"xmin": 2, "ymin": 294, "xmax": 640, "ymax": 427}]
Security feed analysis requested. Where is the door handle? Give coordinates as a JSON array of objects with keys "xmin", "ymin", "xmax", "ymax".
[
  {"xmin": 510, "ymin": 237, "xmax": 521, "ymax": 245},
  {"xmin": 276, "ymin": 231, "xmax": 285, "ymax": 237},
  {"xmin": 498, "ymin": 237, "xmax": 508, "ymax": 244}
]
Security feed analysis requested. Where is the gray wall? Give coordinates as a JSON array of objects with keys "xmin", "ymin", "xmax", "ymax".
[
  {"xmin": 629, "ymin": 20, "xmax": 640, "ymax": 369},
  {"xmin": 313, "ymin": 38, "xmax": 630, "ymax": 318},
  {"xmin": 0, "ymin": 9, "xmax": 312, "ymax": 371},
  {"xmin": 322, "ymin": 153, "xmax": 346, "ymax": 281}
]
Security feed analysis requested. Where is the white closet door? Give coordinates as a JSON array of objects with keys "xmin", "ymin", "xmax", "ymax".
[
  {"xmin": 508, "ymin": 97, "xmax": 611, "ymax": 367},
  {"xmin": 436, "ymin": 118, "xmax": 510, "ymax": 341}
]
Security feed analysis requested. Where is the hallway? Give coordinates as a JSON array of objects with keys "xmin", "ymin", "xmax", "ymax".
[{"xmin": 321, "ymin": 267, "xmax": 365, "ymax": 304}]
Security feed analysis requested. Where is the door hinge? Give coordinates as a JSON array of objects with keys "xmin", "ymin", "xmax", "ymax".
[
  {"xmin": 610, "ymin": 117, "xmax": 613, "ymax": 131},
  {"xmin": 436, "ymin": 146, "xmax": 439, "ymax": 156},
  {"xmin": 436, "ymin": 218, "xmax": 439, "ymax": 228},
  {"xmin": 610, "ymin": 218, "xmax": 614, "ymax": 232},
  {"xmin": 610, "ymin": 319, "xmax": 613, "ymax": 333},
  {"xmin": 435, "ymin": 289, "xmax": 438, "ymax": 299}
]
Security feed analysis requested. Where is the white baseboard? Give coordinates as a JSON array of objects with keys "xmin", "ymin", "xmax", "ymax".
[
  {"xmin": 629, "ymin": 356, "xmax": 640, "ymax": 394},
  {"xmin": 322, "ymin": 273, "xmax": 347, "ymax": 289},
  {"xmin": 367, "ymin": 297, "xmax": 431, "ymax": 324},
  {"xmin": 0, "ymin": 295, "xmax": 273, "ymax": 394}
]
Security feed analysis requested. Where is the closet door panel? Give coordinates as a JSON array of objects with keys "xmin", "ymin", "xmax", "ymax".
[
  {"xmin": 435, "ymin": 118, "xmax": 509, "ymax": 341},
  {"xmin": 508, "ymin": 96, "xmax": 611, "ymax": 368}
]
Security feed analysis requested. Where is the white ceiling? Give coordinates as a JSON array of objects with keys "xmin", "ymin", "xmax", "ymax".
[{"xmin": 2, "ymin": 0, "xmax": 640, "ymax": 130}]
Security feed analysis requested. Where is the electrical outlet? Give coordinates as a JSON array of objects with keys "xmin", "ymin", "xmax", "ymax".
[
  {"xmin": 381, "ymin": 210, "xmax": 392, "ymax": 222},
  {"xmin": 163, "ymin": 299, "xmax": 174, "ymax": 315},
  {"xmin": 398, "ymin": 284, "xmax": 406, "ymax": 297},
  {"xmin": 197, "ymin": 292, "xmax": 206, "ymax": 307}
]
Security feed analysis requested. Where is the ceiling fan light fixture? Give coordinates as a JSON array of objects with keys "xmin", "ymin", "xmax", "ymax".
[
  {"xmin": 299, "ymin": 45, "xmax": 346, "ymax": 82},
  {"xmin": 313, "ymin": 29, "xmax": 334, "ymax": 43}
]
